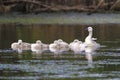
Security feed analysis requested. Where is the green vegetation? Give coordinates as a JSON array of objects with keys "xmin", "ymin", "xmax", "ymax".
[{"xmin": 0, "ymin": 12, "xmax": 120, "ymax": 24}]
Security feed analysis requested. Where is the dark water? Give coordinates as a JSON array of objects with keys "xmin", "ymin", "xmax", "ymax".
[{"xmin": 0, "ymin": 24, "xmax": 120, "ymax": 80}]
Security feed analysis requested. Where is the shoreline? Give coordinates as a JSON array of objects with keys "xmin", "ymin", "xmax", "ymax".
[{"xmin": 0, "ymin": 12, "xmax": 120, "ymax": 25}]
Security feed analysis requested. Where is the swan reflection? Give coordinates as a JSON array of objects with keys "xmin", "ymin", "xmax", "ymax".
[{"xmin": 85, "ymin": 52, "xmax": 94, "ymax": 68}]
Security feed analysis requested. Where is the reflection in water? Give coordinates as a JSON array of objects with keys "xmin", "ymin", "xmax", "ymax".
[
  {"xmin": 0, "ymin": 49, "xmax": 120, "ymax": 79},
  {"xmin": 32, "ymin": 48, "xmax": 49, "ymax": 54},
  {"xmin": 85, "ymin": 52, "xmax": 94, "ymax": 68}
]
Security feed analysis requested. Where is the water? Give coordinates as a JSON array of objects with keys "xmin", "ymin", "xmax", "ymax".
[{"xmin": 0, "ymin": 24, "xmax": 120, "ymax": 80}]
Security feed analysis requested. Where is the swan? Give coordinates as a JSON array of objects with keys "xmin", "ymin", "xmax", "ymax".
[
  {"xmin": 31, "ymin": 40, "xmax": 49, "ymax": 53},
  {"xmin": 69, "ymin": 39, "xmax": 85, "ymax": 53},
  {"xmin": 49, "ymin": 40, "xmax": 59, "ymax": 49},
  {"xmin": 49, "ymin": 39, "xmax": 69, "ymax": 53},
  {"xmin": 57, "ymin": 39, "xmax": 69, "ymax": 51},
  {"xmin": 49, "ymin": 40, "xmax": 61, "ymax": 53},
  {"xmin": 69, "ymin": 39, "xmax": 79, "ymax": 51},
  {"xmin": 11, "ymin": 39, "xmax": 22, "ymax": 50},
  {"xmin": 84, "ymin": 27, "xmax": 100, "ymax": 53},
  {"xmin": 11, "ymin": 39, "xmax": 31, "ymax": 51}
]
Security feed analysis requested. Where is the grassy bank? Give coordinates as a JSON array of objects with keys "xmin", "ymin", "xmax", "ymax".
[{"xmin": 0, "ymin": 12, "xmax": 120, "ymax": 25}]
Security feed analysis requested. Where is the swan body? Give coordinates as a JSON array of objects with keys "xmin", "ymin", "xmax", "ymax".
[
  {"xmin": 69, "ymin": 39, "xmax": 85, "ymax": 53},
  {"xmin": 31, "ymin": 40, "xmax": 49, "ymax": 53},
  {"xmin": 49, "ymin": 39, "xmax": 69, "ymax": 53},
  {"xmin": 84, "ymin": 27, "xmax": 100, "ymax": 53},
  {"xmin": 11, "ymin": 40, "xmax": 22, "ymax": 50},
  {"xmin": 57, "ymin": 39, "xmax": 69, "ymax": 51},
  {"xmin": 69, "ymin": 39, "xmax": 79, "ymax": 51},
  {"xmin": 49, "ymin": 40, "xmax": 61, "ymax": 53},
  {"xmin": 11, "ymin": 39, "xmax": 31, "ymax": 51}
]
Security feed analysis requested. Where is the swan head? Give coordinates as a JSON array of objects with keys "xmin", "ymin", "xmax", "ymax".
[
  {"xmin": 36, "ymin": 40, "xmax": 42, "ymax": 44},
  {"xmin": 57, "ymin": 39, "xmax": 63, "ymax": 42},
  {"xmin": 54, "ymin": 40, "xmax": 58, "ymax": 44},
  {"xmin": 88, "ymin": 27, "xmax": 93, "ymax": 32},
  {"xmin": 18, "ymin": 39, "xmax": 22, "ymax": 45},
  {"xmin": 73, "ymin": 39, "xmax": 79, "ymax": 42}
]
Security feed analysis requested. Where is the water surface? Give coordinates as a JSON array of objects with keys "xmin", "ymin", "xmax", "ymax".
[{"xmin": 0, "ymin": 24, "xmax": 120, "ymax": 80}]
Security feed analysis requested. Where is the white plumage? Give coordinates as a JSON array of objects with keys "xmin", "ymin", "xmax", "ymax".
[
  {"xmin": 84, "ymin": 27, "xmax": 100, "ymax": 53},
  {"xmin": 49, "ymin": 39, "xmax": 69, "ymax": 53},
  {"xmin": 69, "ymin": 39, "xmax": 85, "ymax": 53},
  {"xmin": 11, "ymin": 39, "xmax": 31, "ymax": 51},
  {"xmin": 31, "ymin": 40, "xmax": 49, "ymax": 53}
]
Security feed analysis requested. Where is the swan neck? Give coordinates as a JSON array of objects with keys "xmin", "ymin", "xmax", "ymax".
[{"xmin": 89, "ymin": 30, "xmax": 93, "ymax": 38}]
